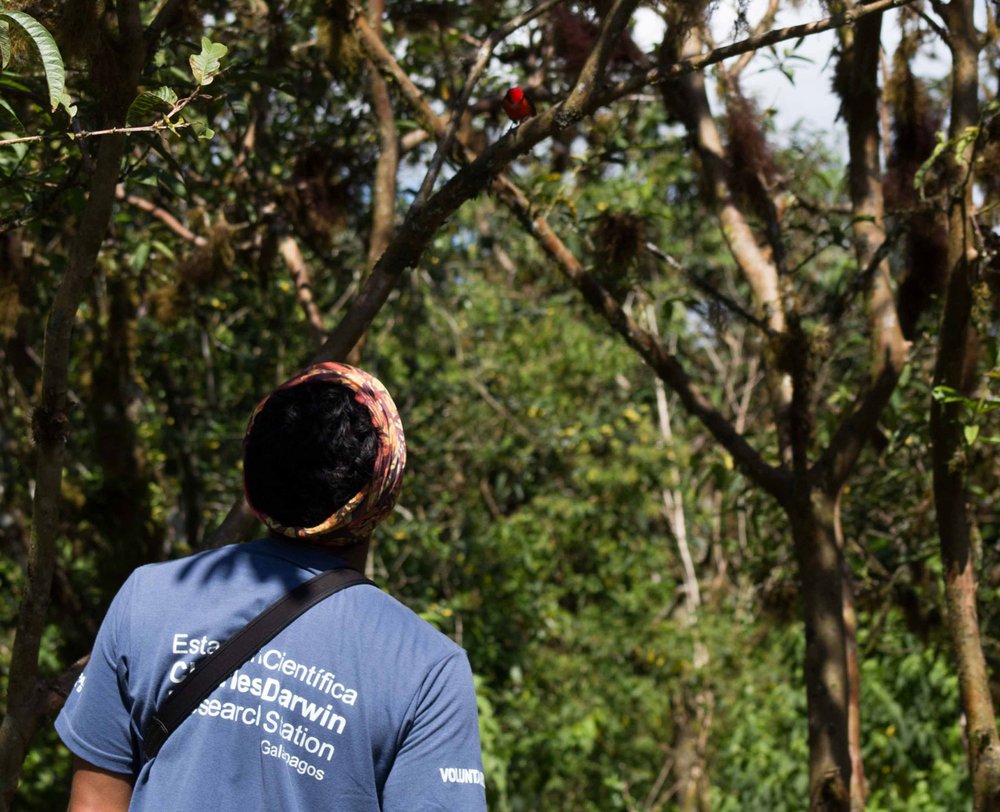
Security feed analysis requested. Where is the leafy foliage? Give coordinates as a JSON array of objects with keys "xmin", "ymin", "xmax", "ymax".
[{"xmin": 1, "ymin": 1, "xmax": 997, "ymax": 810}]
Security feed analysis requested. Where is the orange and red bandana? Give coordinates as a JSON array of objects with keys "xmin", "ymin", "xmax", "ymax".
[{"xmin": 243, "ymin": 362, "xmax": 406, "ymax": 544}]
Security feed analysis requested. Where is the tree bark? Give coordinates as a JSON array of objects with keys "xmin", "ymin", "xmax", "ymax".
[
  {"xmin": 930, "ymin": 3, "xmax": 1000, "ymax": 809},
  {"xmin": 0, "ymin": 129, "xmax": 131, "ymax": 811},
  {"xmin": 347, "ymin": 0, "xmax": 400, "ymax": 367},
  {"xmin": 829, "ymin": 10, "xmax": 909, "ymax": 807},
  {"xmin": 365, "ymin": 0, "xmax": 398, "ymax": 274},
  {"xmin": 790, "ymin": 490, "xmax": 852, "ymax": 812}
]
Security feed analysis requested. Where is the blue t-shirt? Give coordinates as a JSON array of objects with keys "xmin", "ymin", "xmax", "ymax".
[{"xmin": 56, "ymin": 538, "xmax": 487, "ymax": 811}]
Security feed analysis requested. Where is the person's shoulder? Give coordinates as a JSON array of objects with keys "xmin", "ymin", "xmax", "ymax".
[
  {"xmin": 353, "ymin": 586, "xmax": 467, "ymax": 660},
  {"xmin": 127, "ymin": 542, "xmax": 256, "ymax": 591}
]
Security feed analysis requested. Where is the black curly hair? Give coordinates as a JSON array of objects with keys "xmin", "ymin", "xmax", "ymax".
[{"xmin": 243, "ymin": 381, "xmax": 379, "ymax": 529}]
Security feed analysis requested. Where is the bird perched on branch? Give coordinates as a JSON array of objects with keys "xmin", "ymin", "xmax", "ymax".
[{"xmin": 502, "ymin": 86, "xmax": 536, "ymax": 125}]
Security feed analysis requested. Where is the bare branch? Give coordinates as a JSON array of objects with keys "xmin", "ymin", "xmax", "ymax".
[
  {"xmin": 365, "ymin": 0, "xmax": 400, "ymax": 271},
  {"xmin": 401, "ymin": 129, "xmax": 432, "ymax": 152},
  {"xmin": 279, "ymin": 236, "xmax": 327, "ymax": 347},
  {"xmin": 118, "ymin": 188, "xmax": 207, "ymax": 246},
  {"xmin": 660, "ymin": 21, "xmax": 793, "ymax": 466},
  {"xmin": 918, "ymin": 8, "xmax": 952, "ymax": 46},
  {"xmin": 644, "ymin": 242, "xmax": 774, "ymax": 334},
  {"xmin": 817, "ymin": 12, "xmax": 908, "ymax": 491},
  {"xmin": 645, "ymin": 303, "xmax": 702, "ymax": 612},
  {"xmin": 566, "ymin": 0, "xmax": 641, "ymax": 108}
]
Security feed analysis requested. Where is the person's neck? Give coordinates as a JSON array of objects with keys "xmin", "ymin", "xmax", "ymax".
[
  {"xmin": 331, "ymin": 541, "xmax": 369, "ymax": 572},
  {"xmin": 266, "ymin": 532, "xmax": 370, "ymax": 572}
]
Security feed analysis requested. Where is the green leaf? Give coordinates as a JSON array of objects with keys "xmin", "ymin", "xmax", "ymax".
[
  {"xmin": 131, "ymin": 241, "xmax": 151, "ymax": 273},
  {"xmin": 931, "ymin": 385, "xmax": 968, "ymax": 405},
  {"xmin": 0, "ymin": 96, "xmax": 22, "ymax": 131},
  {"xmin": 126, "ymin": 86, "xmax": 178, "ymax": 126},
  {"xmin": 57, "ymin": 89, "xmax": 76, "ymax": 117},
  {"xmin": 0, "ymin": 128, "xmax": 27, "ymax": 160},
  {"xmin": 0, "ymin": 75, "xmax": 31, "ymax": 94},
  {"xmin": 0, "ymin": 11, "xmax": 65, "ymax": 111},
  {"xmin": 0, "ymin": 21, "xmax": 11, "ymax": 69},
  {"xmin": 189, "ymin": 37, "xmax": 228, "ymax": 86},
  {"xmin": 190, "ymin": 120, "xmax": 215, "ymax": 141},
  {"xmin": 150, "ymin": 239, "xmax": 176, "ymax": 261},
  {"xmin": 913, "ymin": 131, "xmax": 947, "ymax": 197},
  {"xmin": 963, "ymin": 424, "xmax": 979, "ymax": 446}
]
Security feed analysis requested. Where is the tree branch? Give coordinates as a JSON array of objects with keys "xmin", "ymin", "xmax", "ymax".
[
  {"xmin": 816, "ymin": 11, "xmax": 908, "ymax": 492},
  {"xmin": 411, "ymin": 0, "xmax": 563, "ymax": 209},
  {"xmin": 118, "ymin": 188, "xmax": 207, "ymax": 246},
  {"xmin": 279, "ymin": 236, "xmax": 327, "ymax": 347},
  {"xmin": 364, "ymin": 0, "xmax": 400, "ymax": 273},
  {"xmin": 659, "ymin": 20, "xmax": 794, "ymax": 466},
  {"xmin": 0, "ymin": 120, "xmax": 191, "ymax": 148},
  {"xmin": 565, "ymin": 0, "xmax": 641, "ymax": 109},
  {"xmin": 494, "ymin": 176, "xmax": 790, "ymax": 504},
  {"xmin": 727, "ymin": 0, "xmax": 780, "ymax": 79},
  {"xmin": 644, "ymin": 242, "xmax": 775, "ymax": 335}
]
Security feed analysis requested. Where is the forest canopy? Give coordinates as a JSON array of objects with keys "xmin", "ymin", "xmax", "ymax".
[{"xmin": 0, "ymin": 1, "xmax": 998, "ymax": 810}]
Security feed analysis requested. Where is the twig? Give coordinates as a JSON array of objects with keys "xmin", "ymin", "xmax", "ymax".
[
  {"xmin": 0, "ymin": 90, "xmax": 201, "ymax": 148},
  {"xmin": 918, "ymin": 8, "xmax": 951, "ymax": 46},
  {"xmin": 118, "ymin": 187, "xmax": 207, "ymax": 246},
  {"xmin": 279, "ymin": 236, "xmax": 327, "ymax": 347},
  {"xmin": 645, "ymin": 242, "xmax": 775, "ymax": 335},
  {"xmin": 825, "ymin": 227, "xmax": 902, "ymax": 323},
  {"xmin": 411, "ymin": 0, "xmax": 563, "ymax": 209},
  {"xmin": 727, "ymin": 0, "xmax": 781, "ymax": 79}
]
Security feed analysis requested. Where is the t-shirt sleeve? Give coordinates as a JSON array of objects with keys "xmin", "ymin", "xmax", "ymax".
[
  {"xmin": 55, "ymin": 573, "xmax": 138, "ymax": 775},
  {"xmin": 382, "ymin": 650, "xmax": 487, "ymax": 811}
]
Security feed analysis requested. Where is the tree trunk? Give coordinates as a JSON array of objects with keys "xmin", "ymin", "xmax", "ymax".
[
  {"xmin": 0, "ymin": 129, "xmax": 130, "ymax": 810},
  {"xmin": 0, "ymin": 4, "xmax": 145, "ymax": 801},
  {"xmin": 789, "ymin": 489, "xmax": 852, "ymax": 812},
  {"xmin": 931, "ymin": 240, "xmax": 1000, "ymax": 810},
  {"xmin": 930, "ymin": 2, "xmax": 1000, "ymax": 809}
]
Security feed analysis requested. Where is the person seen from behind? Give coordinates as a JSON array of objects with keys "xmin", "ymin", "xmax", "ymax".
[{"xmin": 57, "ymin": 362, "xmax": 488, "ymax": 811}]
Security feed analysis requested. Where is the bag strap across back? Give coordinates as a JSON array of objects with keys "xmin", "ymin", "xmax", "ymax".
[{"xmin": 143, "ymin": 567, "xmax": 373, "ymax": 762}]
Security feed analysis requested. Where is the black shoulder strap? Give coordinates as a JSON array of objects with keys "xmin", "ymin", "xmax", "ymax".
[{"xmin": 143, "ymin": 567, "xmax": 373, "ymax": 762}]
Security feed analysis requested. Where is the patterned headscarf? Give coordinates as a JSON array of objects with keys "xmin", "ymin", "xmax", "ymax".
[{"xmin": 243, "ymin": 362, "xmax": 406, "ymax": 543}]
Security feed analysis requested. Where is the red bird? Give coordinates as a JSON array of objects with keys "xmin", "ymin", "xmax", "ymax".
[{"xmin": 502, "ymin": 87, "xmax": 536, "ymax": 125}]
